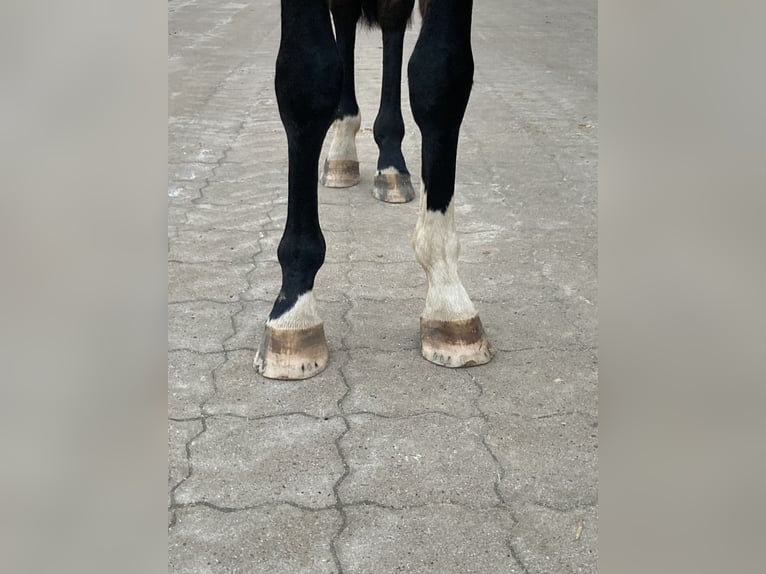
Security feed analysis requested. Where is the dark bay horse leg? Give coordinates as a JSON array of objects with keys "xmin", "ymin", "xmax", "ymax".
[
  {"xmin": 255, "ymin": 0, "xmax": 342, "ymax": 380},
  {"xmin": 408, "ymin": 0, "xmax": 492, "ymax": 367},
  {"xmin": 371, "ymin": 0, "xmax": 416, "ymax": 203},
  {"xmin": 321, "ymin": 0, "xmax": 363, "ymax": 188}
]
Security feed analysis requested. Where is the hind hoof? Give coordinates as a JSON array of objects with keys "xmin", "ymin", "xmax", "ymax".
[
  {"xmin": 372, "ymin": 171, "xmax": 415, "ymax": 203},
  {"xmin": 320, "ymin": 159, "xmax": 360, "ymax": 188},
  {"xmin": 254, "ymin": 323, "xmax": 329, "ymax": 380},
  {"xmin": 420, "ymin": 316, "xmax": 494, "ymax": 368}
]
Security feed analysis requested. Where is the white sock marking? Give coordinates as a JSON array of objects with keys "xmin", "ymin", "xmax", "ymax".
[
  {"xmin": 412, "ymin": 186, "xmax": 477, "ymax": 322},
  {"xmin": 327, "ymin": 113, "xmax": 361, "ymax": 162},
  {"xmin": 266, "ymin": 291, "xmax": 322, "ymax": 329},
  {"xmin": 377, "ymin": 166, "xmax": 403, "ymax": 176}
]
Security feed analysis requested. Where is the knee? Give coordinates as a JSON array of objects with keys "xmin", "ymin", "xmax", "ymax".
[
  {"xmin": 275, "ymin": 46, "xmax": 342, "ymax": 133},
  {"xmin": 408, "ymin": 46, "xmax": 473, "ymax": 128}
]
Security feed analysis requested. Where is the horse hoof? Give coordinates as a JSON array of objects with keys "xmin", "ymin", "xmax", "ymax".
[
  {"xmin": 254, "ymin": 323, "xmax": 329, "ymax": 380},
  {"xmin": 320, "ymin": 159, "xmax": 360, "ymax": 188},
  {"xmin": 372, "ymin": 171, "xmax": 415, "ymax": 203},
  {"xmin": 420, "ymin": 315, "xmax": 494, "ymax": 368}
]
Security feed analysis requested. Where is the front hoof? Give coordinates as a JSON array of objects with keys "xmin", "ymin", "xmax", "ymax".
[
  {"xmin": 254, "ymin": 323, "xmax": 329, "ymax": 380},
  {"xmin": 372, "ymin": 171, "xmax": 415, "ymax": 203},
  {"xmin": 420, "ymin": 316, "xmax": 494, "ymax": 368},
  {"xmin": 320, "ymin": 159, "xmax": 360, "ymax": 188}
]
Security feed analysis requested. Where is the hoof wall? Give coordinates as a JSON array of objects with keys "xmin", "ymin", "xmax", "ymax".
[
  {"xmin": 372, "ymin": 172, "xmax": 415, "ymax": 203},
  {"xmin": 420, "ymin": 316, "xmax": 494, "ymax": 368},
  {"xmin": 320, "ymin": 159, "xmax": 360, "ymax": 188},
  {"xmin": 254, "ymin": 324, "xmax": 329, "ymax": 380}
]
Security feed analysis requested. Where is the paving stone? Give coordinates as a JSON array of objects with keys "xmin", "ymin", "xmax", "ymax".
[
  {"xmin": 168, "ymin": 228, "xmax": 261, "ymax": 264},
  {"xmin": 168, "ymin": 419, "xmax": 203, "ymax": 492},
  {"xmin": 337, "ymin": 505, "xmax": 518, "ymax": 574},
  {"xmin": 167, "ymin": 181, "xmax": 202, "ymax": 203},
  {"xmin": 212, "ymin": 160, "xmax": 286, "ymax": 184},
  {"xmin": 200, "ymin": 179, "xmax": 281, "ymax": 207},
  {"xmin": 487, "ymin": 413, "xmax": 598, "ymax": 511},
  {"xmin": 479, "ymin": 298, "xmax": 592, "ymax": 353},
  {"xmin": 168, "ymin": 162, "xmax": 216, "ymax": 183},
  {"xmin": 339, "ymin": 413, "xmax": 498, "ymax": 508},
  {"xmin": 564, "ymin": 294, "xmax": 598, "ymax": 349},
  {"xmin": 205, "ymin": 350, "xmax": 346, "ymax": 419},
  {"xmin": 349, "ymin": 216, "xmax": 419, "ymax": 263},
  {"xmin": 168, "ymin": 204, "xmax": 190, "ymax": 226},
  {"xmin": 345, "ymin": 298, "xmax": 422, "ymax": 352},
  {"xmin": 168, "ymin": 350, "xmax": 224, "ymax": 419},
  {"xmin": 347, "ymin": 260, "xmax": 425, "ymax": 301},
  {"xmin": 343, "ymin": 348, "xmax": 480, "ymax": 418},
  {"xmin": 508, "ymin": 502, "xmax": 598, "ymax": 574},
  {"xmin": 169, "ymin": 505, "xmax": 341, "ymax": 573},
  {"xmin": 183, "ymin": 201, "xmax": 275, "ymax": 232},
  {"xmin": 175, "ymin": 414, "xmax": 346, "ymax": 508},
  {"xmin": 168, "ymin": 262, "xmax": 253, "ymax": 303},
  {"xmin": 168, "ymin": 301, "xmax": 238, "ymax": 353},
  {"xmin": 533, "ymin": 235, "xmax": 598, "ymax": 300},
  {"xmin": 474, "ymin": 348, "xmax": 598, "ymax": 419}
]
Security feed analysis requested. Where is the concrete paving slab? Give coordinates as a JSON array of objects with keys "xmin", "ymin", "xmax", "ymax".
[
  {"xmin": 168, "ymin": 419, "xmax": 203, "ymax": 492},
  {"xmin": 168, "ymin": 350, "xmax": 223, "ymax": 419},
  {"xmin": 168, "ymin": 300, "xmax": 238, "ymax": 354},
  {"xmin": 344, "ymin": 298, "xmax": 422, "ymax": 352},
  {"xmin": 474, "ymin": 348, "xmax": 599, "ymax": 419},
  {"xmin": 347, "ymin": 260, "xmax": 425, "ymax": 301},
  {"xmin": 479, "ymin": 298, "xmax": 594, "ymax": 352},
  {"xmin": 487, "ymin": 413, "xmax": 598, "ymax": 511},
  {"xmin": 175, "ymin": 414, "xmax": 346, "ymax": 509},
  {"xmin": 204, "ymin": 349, "xmax": 346, "ymax": 420},
  {"xmin": 168, "ymin": 262, "xmax": 253, "ymax": 304},
  {"xmin": 169, "ymin": 505, "xmax": 341, "ymax": 573},
  {"xmin": 342, "ymin": 348, "xmax": 480, "ymax": 418},
  {"xmin": 337, "ymin": 505, "xmax": 518, "ymax": 574},
  {"xmin": 509, "ymin": 502, "xmax": 598, "ymax": 574},
  {"xmin": 168, "ymin": 228, "xmax": 261, "ymax": 265},
  {"xmin": 338, "ymin": 413, "xmax": 498, "ymax": 508}
]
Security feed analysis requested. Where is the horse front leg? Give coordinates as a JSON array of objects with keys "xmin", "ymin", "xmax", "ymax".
[
  {"xmin": 407, "ymin": 0, "xmax": 492, "ymax": 367},
  {"xmin": 255, "ymin": 0, "xmax": 342, "ymax": 380},
  {"xmin": 321, "ymin": 0, "xmax": 363, "ymax": 188}
]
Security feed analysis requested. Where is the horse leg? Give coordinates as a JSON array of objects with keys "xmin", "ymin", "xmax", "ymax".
[
  {"xmin": 255, "ymin": 0, "xmax": 342, "ymax": 380},
  {"xmin": 371, "ymin": 0, "xmax": 416, "ymax": 203},
  {"xmin": 408, "ymin": 0, "xmax": 492, "ymax": 367},
  {"xmin": 321, "ymin": 0, "xmax": 363, "ymax": 188}
]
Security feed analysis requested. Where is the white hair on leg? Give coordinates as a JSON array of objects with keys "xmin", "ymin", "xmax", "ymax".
[
  {"xmin": 327, "ymin": 113, "xmax": 361, "ymax": 162},
  {"xmin": 266, "ymin": 291, "xmax": 322, "ymax": 329},
  {"xmin": 412, "ymin": 185, "xmax": 476, "ymax": 322}
]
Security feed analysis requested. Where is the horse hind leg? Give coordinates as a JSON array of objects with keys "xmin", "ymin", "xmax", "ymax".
[
  {"xmin": 371, "ymin": 0, "xmax": 416, "ymax": 203},
  {"xmin": 321, "ymin": 0, "xmax": 363, "ymax": 188}
]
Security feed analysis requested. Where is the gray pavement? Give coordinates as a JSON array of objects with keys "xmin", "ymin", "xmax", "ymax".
[{"xmin": 168, "ymin": 0, "xmax": 597, "ymax": 572}]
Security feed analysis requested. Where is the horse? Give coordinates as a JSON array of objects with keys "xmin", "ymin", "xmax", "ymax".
[{"xmin": 255, "ymin": 0, "xmax": 493, "ymax": 379}]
